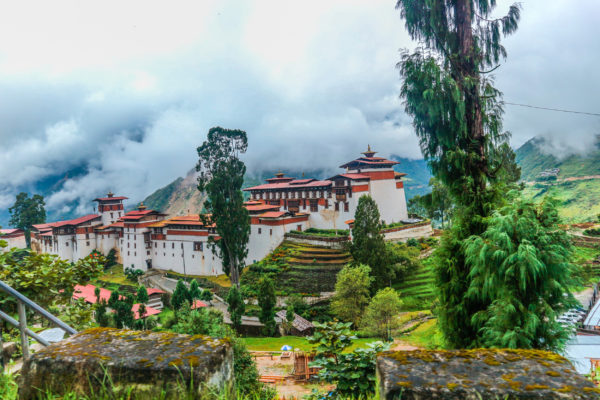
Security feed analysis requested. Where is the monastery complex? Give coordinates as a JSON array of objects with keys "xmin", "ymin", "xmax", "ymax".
[{"xmin": 25, "ymin": 148, "xmax": 432, "ymax": 276}]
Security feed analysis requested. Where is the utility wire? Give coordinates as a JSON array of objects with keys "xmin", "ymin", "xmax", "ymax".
[{"xmin": 504, "ymin": 102, "xmax": 600, "ymax": 117}]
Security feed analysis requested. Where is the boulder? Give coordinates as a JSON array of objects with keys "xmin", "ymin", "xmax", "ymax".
[
  {"xmin": 377, "ymin": 349, "xmax": 600, "ymax": 399},
  {"xmin": 19, "ymin": 327, "xmax": 233, "ymax": 399}
]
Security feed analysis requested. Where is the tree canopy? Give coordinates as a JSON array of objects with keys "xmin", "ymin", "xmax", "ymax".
[
  {"xmin": 396, "ymin": 0, "xmax": 521, "ymax": 348},
  {"xmin": 330, "ymin": 264, "xmax": 372, "ymax": 327},
  {"xmin": 196, "ymin": 126, "xmax": 250, "ymax": 287},
  {"xmin": 257, "ymin": 276, "xmax": 277, "ymax": 336},
  {"xmin": 9, "ymin": 192, "xmax": 46, "ymax": 247},
  {"xmin": 361, "ymin": 287, "xmax": 403, "ymax": 341}
]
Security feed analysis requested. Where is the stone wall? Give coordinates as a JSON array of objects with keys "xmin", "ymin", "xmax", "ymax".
[
  {"xmin": 382, "ymin": 221, "xmax": 434, "ymax": 242},
  {"xmin": 284, "ymin": 233, "xmax": 350, "ymax": 249},
  {"xmin": 377, "ymin": 349, "xmax": 599, "ymax": 399},
  {"xmin": 19, "ymin": 328, "xmax": 233, "ymax": 399}
]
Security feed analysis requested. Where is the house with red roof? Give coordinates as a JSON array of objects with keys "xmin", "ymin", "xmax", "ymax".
[
  {"xmin": 0, "ymin": 228, "xmax": 26, "ymax": 252},
  {"xmin": 73, "ymin": 284, "xmax": 161, "ymax": 319}
]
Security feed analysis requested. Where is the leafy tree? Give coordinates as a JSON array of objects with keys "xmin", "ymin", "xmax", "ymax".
[
  {"xmin": 257, "ymin": 276, "xmax": 277, "ymax": 336},
  {"xmin": 287, "ymin": 294, "xmax": 309, "ymax": 318},
  {"xmin": 172, "ymin": 280, "xmax": 189, "ymax": 310},
  {"xmin": 330, "ymin": 264, "xmax": 372, "ymax": 327},
  {"xmin": 105, "ymin": 248, "xmax": 117, "ymax": 269},
  {"xmin": 95, "ymin": 298, "xmax": 111, "ymax": 327},
  {"xmin": 188, "ymin": 280, "xmax": 201, "ymax": 303},
  {"xmin": 465, "ymin": 195, "xmax": 578, "ymax": 351},
  {"xmin": 285, "ymin": 305, "xmax": 295, "ymax": 324},
  {"xmin": 0, "ymin": 250, "xmax": 103, "ymax": 318},
  {"xmin": 136, "ymin": 286, "xmax": 149, "ymax": 304},
  {"xmin": 407, "ymin": 192, "xmax": 434, "ymax": 220},
  {"xmin": 396, "ymin": 0, "xmax": 521, "ymax": 348},
  {"xmin": 351, "ymin": 195, "xmax": 392, "ymax": 289},
  {"xmin": 196, "ymin": 126, "xmax": 250, "ymax": 287},
  {"xmin": 109, "ymin": 291, "xmax": 134, "ymax": 329},
  {"xmin": 308, "ymin": 321, "xmax": 389, "ymax": 398},
  {"xmin": 361, "ymin": 287, "xmax": 402, "ymax": 341},
  {"xmin": 387, "ymin": 242, "xmax": 421, "ymax": 283},
  {"xmin": 226, "ymin": 285, "xmax": 245, "ymax": 331},
  {"xmin": 407, "ymin": 179, "xmax": 453, "ymax": 228},
  {"xmin": 8, "ymin": 192, "xmax": 46, "ymax": 248}
]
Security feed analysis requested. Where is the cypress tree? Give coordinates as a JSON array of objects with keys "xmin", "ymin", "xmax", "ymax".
[
  {"xmin": 196, "ymin": 127, "xmax": 250, "ymax": 287},
  {"xmin": 172, "ymin": 280, "xmax": 189, "ymax": 310},
  {"xmin": 189, "ymin": 280, "xmax": 201, "ymax": 302},
  {"xmin": 396, "ymin": 0, "xmax": 521, "ymax": 347},
  {"xmin": 227, "ymin": 286, "xmax": 245, "ymax": 332},
  {"xmin": 136, "ymin": 286, "xmax": 149, "ymax": 304},
  {"xmin": 258, "ymin": 277, "xmax": 277, "ymax": 336},
  {"xmin": 351, "ymin": 195, "xmax": 391, "ymax": 289}
]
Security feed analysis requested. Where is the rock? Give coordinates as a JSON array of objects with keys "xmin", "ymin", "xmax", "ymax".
[
  {"xmin": 2, "ymin": 341, "xmax": 17, "ymax": 360},
  {"xmin": 19, "ymin": 327, "xmax": 233, "ymax": 399},
  {"xmin": 377, "ymin": 349, "xmax": 600, "ymax": 399}
]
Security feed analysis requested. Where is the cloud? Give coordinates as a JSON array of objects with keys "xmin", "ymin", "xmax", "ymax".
[{"xmin": 0, "ymin": 0, "xmax": 598, "ymax": 220}]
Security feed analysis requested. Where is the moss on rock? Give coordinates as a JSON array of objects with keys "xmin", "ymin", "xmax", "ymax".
[
  {"xmin": 377, "ymin": 349, "xmax": 599, "ymax": 399},
  {"xmin": 19, "ymin": 327, "xmax": 233, "ymax": 399}
]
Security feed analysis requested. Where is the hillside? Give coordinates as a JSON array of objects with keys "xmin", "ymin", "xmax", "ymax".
[{"xmin": 516, "ymin": 136, "xmax": 600, "ymax": 223}]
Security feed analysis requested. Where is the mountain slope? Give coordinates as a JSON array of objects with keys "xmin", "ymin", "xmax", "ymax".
[{"xmin": 516, "ymin": 136, "xmax": 600, "ymax": 223}]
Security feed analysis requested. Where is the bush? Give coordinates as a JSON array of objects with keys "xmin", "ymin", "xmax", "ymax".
[
  {"xmin": 584, "ymin": 228, "xmax": 600, "ymax": 237},
  {"xmin": 288, "ymin": 228, "xmax": 349, "ymax": 237},
  {"xmin": 124, "ymin": 266, "xmax": 144, "ymax": 282}
]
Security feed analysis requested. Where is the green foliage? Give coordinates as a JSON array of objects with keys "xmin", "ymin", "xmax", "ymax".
[
  {"xmin": 330, "ymin": 264, "xmax": 372, "ymax": 327},
  {"xmin": 285, "ymin": 305, "xmax": 295, "ymax": 323},
  {"xmin": 161, "ymin": 292, "xmax": 172, "ymax": 309},
  {"xmin": 308, "ymin": 321, "xmax": 388, "ymax": 398},
  {"xmin": 407, "ymin": 178, "xmax": 453, "ymax": 227},
  {"xmin": 8, "ymin": 192, "xmax": 46, "ymax": 247},
  {"xmin": 108, "ymin": 290, "xmax": 134, "ymax": 329},
  {"xmin": 231, "ymin": 336, "xmax": 277, "ymax": 400},
  {"xmin": 105, "ymin": 248, "xmax": 117, "ymax": 269},
  {"xmin": 172, "ymin": 280, "xmax": 190, "ymax": 311},
  {"xmin": 171, "ymin": 305, "xmax": 229, "ymax": 337},
  {"xmin": 287, "ymin": 294, "xmax": 309, "ymax": 317},
  {"xmin": 387, "ymin": 242, "xmax": 421, "ymax": 283},
  {"xmin": 361, "ymin": 287, "xmax": 402, "ymax": 341},
  {"xmin": 288, "ymin": 228, "xmax": 349, "ymax": 237},
  {"xmin": 196, "ymin": 126, "xmax": 250, "ymax": 287},
  {"xmin": 465, "ymin": 195, "xmax": 579, "ymax": 351},
  {"xmin": 396, "ymin": 0, "xmax": 522, "ymax": 348},
  {"xmin": 124, "ymin": 266, "xmax": 144, "ymax": 282},
  {"xmin": 257, "ymin": 276, "xmax": 277, "ymax": 336},
  {"xmin": 62, "ymin": 297, "xmax": 95, "ymax": 330},
  {"xmin": 584, "ymin": 228, "xmax": 600, "ymax": 237},
  {"xmin": 226, "ymin": 285, "xmax": 245, "ymax": 331},
  {"xmin": 136, "ymin": 286, "xmax": 149, "ymax": 304},
  {"xmin": 201, "ymin": 288, "xmax": 214, "ymax": 303},
  {"xmin": 0, "ymin": 249, "xmax": 103, "ymax": 316},
  {"xmin": 189, "ymin": 279, "xmax": 201, "ymax": 302},
  {"xmin": 95, "ymin": 297, "xmax": 111, "ymax": 327},
  {"xmin": 351, "ymin": 195, "xmax": 392, "ymax": 290}
]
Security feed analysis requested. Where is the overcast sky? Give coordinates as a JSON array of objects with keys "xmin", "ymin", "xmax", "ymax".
[{"xmin": 0, "ymin": 0, "xmax": 598, "ymax": 215}]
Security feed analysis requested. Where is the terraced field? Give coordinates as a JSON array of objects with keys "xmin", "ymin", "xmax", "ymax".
[
  {"xmin": 393, "ymin": 258, "xmax": 436, "ymax": 310},
  {"xmin": 242, "ymin": 241, "xmax": 352, "ymax": 295}
]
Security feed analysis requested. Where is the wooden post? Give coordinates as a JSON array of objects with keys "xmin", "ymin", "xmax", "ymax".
[
  {"xmin": 0, "ymin": 323, "xmax": 4, "ymax": 370},
  {"xmin": 17, "ymin": 301, "xmax": 29, "ymax": 359}
]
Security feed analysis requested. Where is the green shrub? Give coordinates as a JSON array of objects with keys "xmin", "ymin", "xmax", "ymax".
[{"xmin": 584, "ymin": 228, "xmax": 600, "ymax": 236}]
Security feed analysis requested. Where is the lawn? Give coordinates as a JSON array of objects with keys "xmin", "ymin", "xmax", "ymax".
[
  {"xmin": 398, "ymin": 318, "xmax": 443, "ymax": 349},
  {"xmin": 163, "ymin": 269, "xmax": 232, "ymax": 288},
  {"xmin": 94, "ymin": 264, "xmax": 131, "ymax": 286},
  {"xmin": 243, "ymin": 336, "xmax": 381, "ymax": 352}
]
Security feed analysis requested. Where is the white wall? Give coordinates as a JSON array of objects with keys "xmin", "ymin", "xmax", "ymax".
[
  {"xmin": 1, "ymin": 235, "xmax": 26, "ymax": 252},
  {"xmin": 369, "ymin": 179, "xmax": 408, "ymax": 224},
  {"xmin": 383, "ymin": 223, "xmax": 433, "ymax": 242},
  {"xmin": 246, "ymin": 219, "xmax": 309, "ymax": 265}
]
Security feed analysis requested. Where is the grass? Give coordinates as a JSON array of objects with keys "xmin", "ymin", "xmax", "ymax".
[
  {"xmin": 243, "ymin": 336, "xmax": 380, "ymax": 353},
  {"xmin": 394, "ymin": 257, "xmax": 436, "ymax": 311},
  {"xmin": 94, "ymin": 264, "xmax": 130, "ymax": 286},
  {"xmin": 163, "ymin": 269, "xmax": 233, "ymax": 288},
  {"xmin": 399, "ymin": 318, "xmax": 443, "ymax": 349}
]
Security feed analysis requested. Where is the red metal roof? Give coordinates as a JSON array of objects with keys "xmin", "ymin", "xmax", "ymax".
[
  {"xmin": 54, "ymin": 214, "xmax": 101, "ymax": 227},
  {"xmin": 93, "ymin": 196, "xmax": 128, "ymax": 202},
  {"xmin": 121, "ymin": 210, "xmax": 159, "ymax": 220},
  {"xmin": 329, "ymin": 173, "xmax": 370, "ymax": 180},
  {"xmin": 147, "ymin": 288, "xmax": 166, "ymax": 295},
  {"xmin": 0, "ymin": 228, "xmax": 23, "ymax": 235},
  {"xmin": 289, "ymin": 179, "xmax": 315, "ymax": 185},
  {"xmin": 244, "ymin": 179, "xmax": 332, "ymax": 191},
  {"xmin": 73, "ymin": 284, "xmax": 112, "ymax": 304},
  {"xmin": 131, "ymin": 303, "xmax": 161, "ymax": 319},
  {"xmin": 339, "ymin": 157, "xmax": 399, "ymax": 169},
  {"xmin": 245, "ymin": 204, "xmax": 281, "ymax": 212},
  {"xmin": 32, "ymin": 222, "xmax": 59, "ymax": 231},
  {"xmin": 191, "ymin": 300, "xmax": 208, "ymax": 310},
  {"xmin": 259, "ymin": 211, "xmax": 287, "ymax": 219}
]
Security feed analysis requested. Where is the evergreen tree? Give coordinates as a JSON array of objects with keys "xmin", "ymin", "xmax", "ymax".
[
  {"xmin": 351, "ymin": 195, "xmax": 391, "ymax": 289},
  {"xmin": 136, "ymin": 286, "xmax": 149, "ymax": 304},
  {"xmin": 201, "ymin": 289, "xmax": 214, "ymax": 304},
  {"xmin": 330, "ymin": 264, "xmax": 372, "ymax": 327},
  {"xmin": 258, "ymin": 277, "xmax": 277, "ymax": 336},
  {"xmin": 464, "ymin": 195, "xmax": 578, "ymax": 351},
  {"xmin": 396, "ymin": 0, "xmax": 521, "ymax": 347},
  {"xmin": 109, "ymin": 291, "xmax": 134, "ymax": 329},
  {"xmin": 172, "ymin": 280, "xmax": 189, "ymax": 310},
  {"xmin": 8, "ymin": 192, "xmax": 46, "ymax": 248},
  {"xmin": 196, "ymin": 127, "xmax": 250, "ymax": 287},
  {"xmin": 189, "ymin": 280, "xmax": 201, "ymax": 302},
  {"xmin": 227, "ymin": 285, "xmax": 245, "ymax": 331}
]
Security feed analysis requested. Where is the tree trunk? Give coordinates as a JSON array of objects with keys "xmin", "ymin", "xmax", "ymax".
[{"xmin": 455, "ymin": 0, "xmax": 486, "ymax": 197}]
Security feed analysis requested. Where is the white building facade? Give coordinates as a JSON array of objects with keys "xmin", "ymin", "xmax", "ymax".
[{"xmin": 30, "ymin": 148, "xmax": 424, "ymax": 276}]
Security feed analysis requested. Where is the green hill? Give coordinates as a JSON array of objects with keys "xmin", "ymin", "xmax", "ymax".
[{"xmin": 516, "ymin": 136, "xmax": 600, "ymax": 223}]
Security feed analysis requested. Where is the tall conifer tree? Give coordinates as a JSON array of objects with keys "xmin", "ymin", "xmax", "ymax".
[
  {"xmin": 396, "ymin": 0, "xmax": 521, "ymax": 347},
  {"xmin": 196, "ymin": 127, "xmax": 250, "ymax": 287}
]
